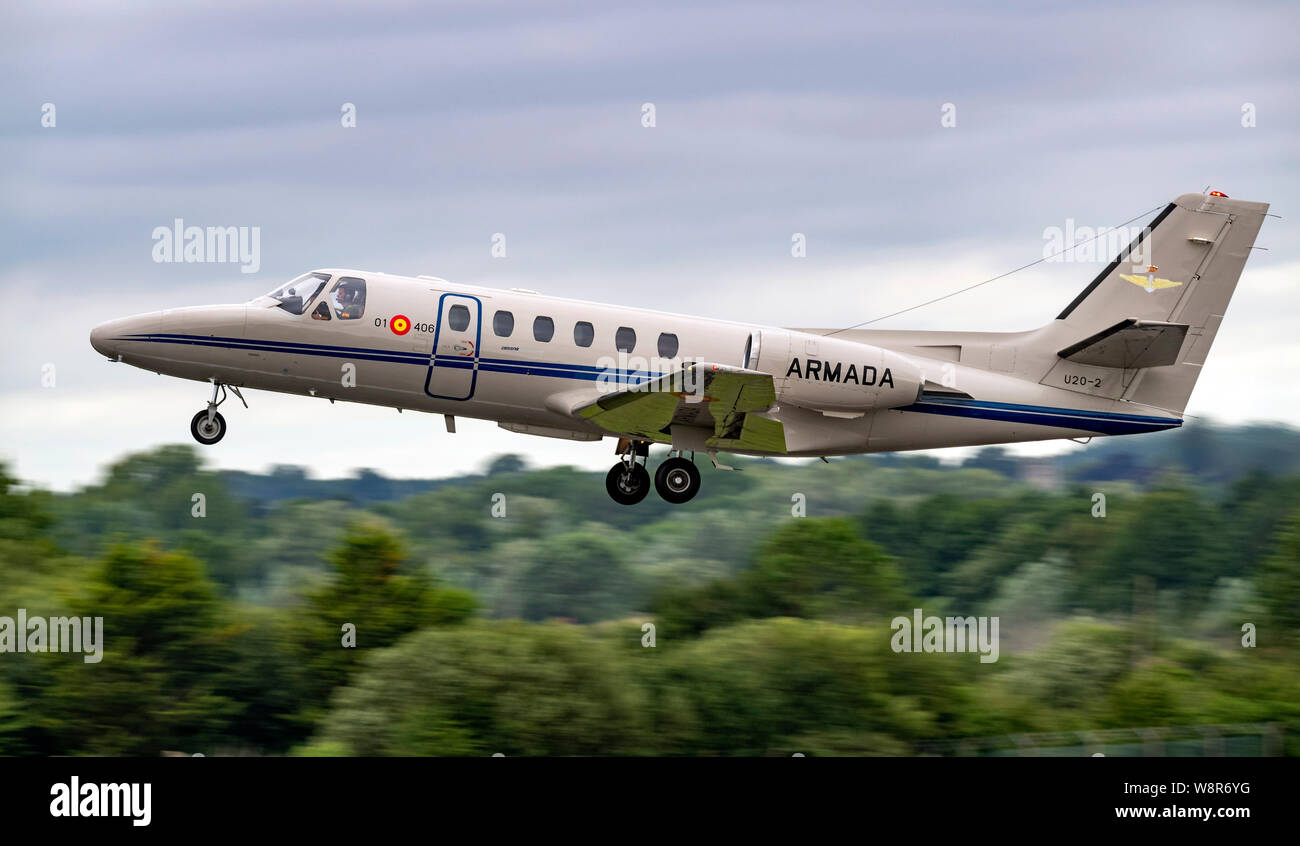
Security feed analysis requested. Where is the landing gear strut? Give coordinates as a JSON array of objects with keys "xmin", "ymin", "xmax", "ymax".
[
  {"xmin": 605, "ymin": 440, "xmax": 651, "ymax": 505},
  {"xmin": 190, "ymin": 381, "xmax": 245, "ymax": 446}
]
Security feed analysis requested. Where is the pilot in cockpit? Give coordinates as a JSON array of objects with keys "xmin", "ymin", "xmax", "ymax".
[{"xmin": 332, "ymin": 279, "xmax": 365, "ymax": 319}]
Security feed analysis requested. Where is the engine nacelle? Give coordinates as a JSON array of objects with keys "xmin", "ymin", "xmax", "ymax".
[{"xmin": 774, "ymin": 334, "xmax": 924, "ymax": 413}]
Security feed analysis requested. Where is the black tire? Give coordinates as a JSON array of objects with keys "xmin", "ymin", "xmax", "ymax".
[
  {"xmin": 654, "ymin": 456, "xmax": 701, "ymax": 504},
  {"xmin": 190, "ymin": 410, "xmax": 227, "ymax": 445},
  {"xmin": 605, "ymin": 463, "xmax": 650, "ymax": 505}
]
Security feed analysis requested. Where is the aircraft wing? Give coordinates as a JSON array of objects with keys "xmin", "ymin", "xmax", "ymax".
[{"xmin": 570, "ymin": 363, "xmax": 786, "ymax": 453}]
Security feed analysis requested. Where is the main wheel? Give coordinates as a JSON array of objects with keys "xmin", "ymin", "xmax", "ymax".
[
  {"xmin": 654, "ymin": 457, "xmax": 701, "ymax": 504},
  {"xmin": 606, "ymin": 463, "xmax": 650, "ymax": 505},
  {"xmin": 190, "ymin": 410, "xmax": 227, "ymax": 445}
]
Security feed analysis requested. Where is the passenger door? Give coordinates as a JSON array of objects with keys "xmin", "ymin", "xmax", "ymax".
[{"xmin": 425, "ymin": 293, "xmax": 482, "ymax": 400}]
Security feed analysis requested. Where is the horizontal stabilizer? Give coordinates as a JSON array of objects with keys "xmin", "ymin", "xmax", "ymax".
[{"xmin": 1057, "ymin": 318, "xmax": 1189, "ymax": 369}]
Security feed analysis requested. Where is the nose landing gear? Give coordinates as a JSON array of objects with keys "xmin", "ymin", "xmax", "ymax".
[
  {"xmin": 190, "ymin": 409, "xmax": 226, "ymax": 445},
  {"xmin": 190, "ymin": 381, "xmax": 246, "ymax": 446}
]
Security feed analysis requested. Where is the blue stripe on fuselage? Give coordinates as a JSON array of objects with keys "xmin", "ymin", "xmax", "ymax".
[
  {"xmin": 113, "ymin": 333, "xmax": 664, "ymax": 383},
  {"xmin": 114, "ymin": 332, "xmax": 1182, "ymax": 434},
  {"xmin": 897, "ymin": 396, "xmax": 1181, "ymax": 435}
]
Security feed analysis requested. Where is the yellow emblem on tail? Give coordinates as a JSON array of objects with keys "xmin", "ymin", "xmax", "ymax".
[{"xmin": 1120, "ymin": 265, "xmax": 1183, "ymax": 293}]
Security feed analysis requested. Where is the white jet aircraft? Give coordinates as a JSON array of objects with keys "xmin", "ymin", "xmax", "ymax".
[{"xmin": 91, "ymin": 190, "xmax": 1268, "ymax": 505}]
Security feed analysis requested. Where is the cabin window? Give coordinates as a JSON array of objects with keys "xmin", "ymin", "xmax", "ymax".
[
  {"xmin": 268, "ymin": 272, "xmax": 329, "ymax": 315},
  {"xmin": 329, "ymin": 277, "xmax": 366, "ymax": 320},
  {"xmin": 311, "ymin": 301, "xmax": 331, "ymax": 321},
  {"xmin": 534, "ymin": 316, "xmax": 555, "ymax": 342},
  {"xmin": 615, "ymin": 326, "xmax": 636, "ymax": 353},
  {"xmin": 493, "ymin": 310, "xmax": 514, "ymax": 337},
  {"xmin": 657, "ymin": 332, "xmax": 679, "ymax": 358},
  {"xmin": 447, "ymin": 304, "xmax": 471, "ymax": 332},
  {"xmin": 574, "ymin": 321, "xmax": 594, "ymax": 347}
]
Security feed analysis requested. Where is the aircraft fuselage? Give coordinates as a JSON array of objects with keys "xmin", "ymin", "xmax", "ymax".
[{"xmin": 91, "ymin": 270, "xmax": 1173, "ymax": 461}]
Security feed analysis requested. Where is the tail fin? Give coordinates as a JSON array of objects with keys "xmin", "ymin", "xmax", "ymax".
[{"xmin": 1047, "ymin": 191, "xmax": 1269, "ymax": 414}]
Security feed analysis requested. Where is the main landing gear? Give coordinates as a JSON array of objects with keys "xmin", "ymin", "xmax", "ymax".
[
  {"xmin": 655, "ymin": 456, "xmax": 701, "ymax": 504},
  {"xmin": 606, "ymin": 441, "xmax": 651, "ymax": 505},
  {"xmin": 605, "ymin": 442, "xmax": 702, "ymax": 505},
  {"xmin": 190, "ymin": 381, "xmax": 246, "ymax": 446}
]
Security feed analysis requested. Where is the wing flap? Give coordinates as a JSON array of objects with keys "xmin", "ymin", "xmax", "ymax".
[
  {"xmin": 576, "ymin": 389, "xmax": 679, "ymax": 443},
  {"xmin": 574, "ymin": 363, "xmax": 786, "ymax": 453}
]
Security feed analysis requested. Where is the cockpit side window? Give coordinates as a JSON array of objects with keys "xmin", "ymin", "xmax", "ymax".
[
  {"xmin": 268, "ymin": 272, "xmax": 330, "ymax": 315},
  {"xmin": 330, "ymin": 277, "xmax": 367, "ymax": 320}
]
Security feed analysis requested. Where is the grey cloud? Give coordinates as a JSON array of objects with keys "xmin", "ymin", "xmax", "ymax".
[{"xmin": 1, "ymin": 0, "xmax": 1296, "ymax": 488}]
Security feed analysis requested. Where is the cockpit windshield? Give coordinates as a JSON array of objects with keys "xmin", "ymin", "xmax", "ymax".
[{"xmin": 266, "ymin": 272, "xmax": 330, "ymax": 315}]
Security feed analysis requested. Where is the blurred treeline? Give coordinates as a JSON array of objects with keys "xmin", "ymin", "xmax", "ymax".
[{"xmin": 2, "ymin": 419, "xmax": 1299, "ymax": 756}]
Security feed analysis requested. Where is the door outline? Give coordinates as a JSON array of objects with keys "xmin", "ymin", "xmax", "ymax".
[{"xmin": 424, "ymin": 292, "xmax": 483, "ymax": 400}]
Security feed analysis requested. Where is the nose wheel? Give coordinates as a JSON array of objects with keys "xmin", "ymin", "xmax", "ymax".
[
  {"xmin": 190, "ymin": 410, "xmax": 227, "ymax": 445},
  {"xmin": 189, "ymin": 381, "xmax": 245, "ymax": 446}
]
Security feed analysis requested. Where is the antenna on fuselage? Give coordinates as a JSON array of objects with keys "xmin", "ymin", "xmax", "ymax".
[{"xmin": 821, "ymin": 203, "xmax": 1165, "ymax": 336}]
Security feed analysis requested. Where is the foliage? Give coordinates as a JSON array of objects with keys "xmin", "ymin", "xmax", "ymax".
[
  {"xmin": 653, "ymin": 518, "xmax": 907, "ymax": 637},
  {"xmin": 2, "ymin": 421, "xmax": 1300, "ymax": 756}
]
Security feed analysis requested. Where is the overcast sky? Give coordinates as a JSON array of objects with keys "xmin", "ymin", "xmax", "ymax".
[{"xmin": 1, "ymin": 0, "xmax": 1297, "ymax": 490}]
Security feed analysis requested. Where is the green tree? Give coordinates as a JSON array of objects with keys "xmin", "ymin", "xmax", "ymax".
[
  {"xmin": 51, "ymin": 446, "xmax": 254, "ymax": 591},
  {"xmin": 514, "ymin": 531, "xmax": 641, "ymax": 623},
  {"xmin": 743, "ymin": 518, "xmax": 906, "ymax": 618},
  {"xmin": 999, "ymin": 618, "xmax": 1133, "ymax": 717},
  {"xmin": 1087, "ymin": 487, "xmax": 1224, "ymax": 612},
  {"xmin": 302, "ymin": 622, "xmax": 649, "ymax": 756},
  {"xmin": 486, "ymin": 454, "xmax": 528, "ymax": 475},
  {"xmin": 1258, "ymin": 510, "xmax": 1300, "ymax": 647},
  {"xmin": 650, "ymin": 618, "xmax": 968, "ymax": 755},
  {"xmin": 860, "ymin": 495, "xmax": 1011, "ymax": 596},
  {"xmin": 654, "ymin": 518, "xmax": 907, "ymax": 637},
  {"xmin": 296, "ymin": 522, "xmax": 477, "ymax": 719},
  {"xmin": 35, "ymin": 543, "xmax": 234, "ymax": 755}
]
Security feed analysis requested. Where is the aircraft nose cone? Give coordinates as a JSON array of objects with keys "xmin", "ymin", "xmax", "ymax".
[
  {"xmin": 89, "ymin": 319, "xmax": 123, "ymax": 358},
  {"xmin": 90, "ymin": 312, "xmax": 161, "ymax": 359}
]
